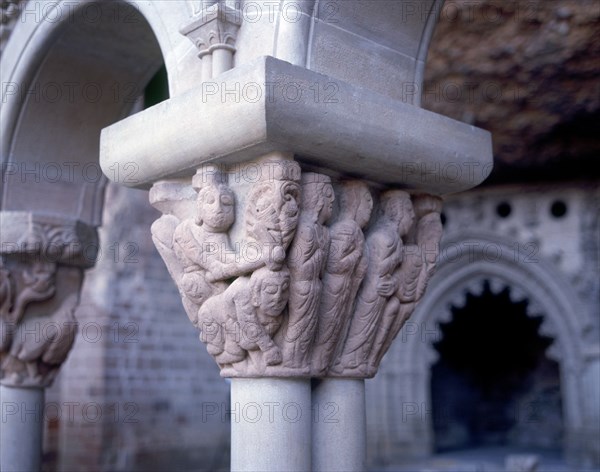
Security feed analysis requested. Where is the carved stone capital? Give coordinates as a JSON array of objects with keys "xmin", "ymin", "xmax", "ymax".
[
  {"xmin": 0, "ymin": 212, "xmax": 99, "ymax": 268},
  {"xmin": 180, "ymin": 1, "xmax": 241, "ymax": 58},
  {"xmin": 151, "ymin": 154, "xmax": 443, "ymax": 379},
  {"xmin": 0, "ymin": 214, "xmax": 90, "ymax": 387}
]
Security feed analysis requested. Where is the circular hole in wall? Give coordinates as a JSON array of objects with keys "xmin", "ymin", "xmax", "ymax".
[
  {"xmin": 550, "ymin": 200, "xmax": 568, "ymax": 218},
  {"xmin": 496, "ymin": 202, "xmax": 512, "ymax": 218}
]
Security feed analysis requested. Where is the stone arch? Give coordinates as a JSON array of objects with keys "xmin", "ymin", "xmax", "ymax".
[
  {"xmin": 382, "ymin": 230, "xmax": 587, "ymax": 461},
  {"xmin": 274, "ymin": 0, "xmax": 446, "ymax": 105},
  {"xmin": 0, "ymin": 0, "xmax": 204, "ymax": 388},
  {"xmin": 1, "ymin": 1, "xmax": 205, "ymax": 221}
]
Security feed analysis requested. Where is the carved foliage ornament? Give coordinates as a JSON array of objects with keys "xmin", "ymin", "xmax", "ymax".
[{"xmin": 151, "ymin": 158, "xmax": 443, "ymax": 378}]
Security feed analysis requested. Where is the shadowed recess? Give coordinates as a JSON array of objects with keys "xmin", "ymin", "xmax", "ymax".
[{"xmin": 431, "ymin": 281, "xmax": 563, "ymax": 453}]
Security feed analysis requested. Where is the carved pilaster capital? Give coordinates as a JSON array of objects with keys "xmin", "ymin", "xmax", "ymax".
[
  {"xmin": 0, "ymin": 260, "xmax": 82, "ymax": 388},
  {"xmin": 150, "ymin": 155, "xmax": 443, "ymax": 379},
  {"xmin": 180, "ymin": 1, "xmax": 242, "ymax": 58},
  {"xmin": 0, "ymin": 213, "xmax": 91, "ymax": 387},
  {"xmin": 0, "ymin": 212, "xmax": 99, "ymax": 268}
]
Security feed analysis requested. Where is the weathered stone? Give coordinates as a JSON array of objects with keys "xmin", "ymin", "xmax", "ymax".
[
  {"xmin": 423, "ymin": 0, "xmax": 600, "ymax": 182},
  {"xmin": 149, "ymin": 160, "xmax": 444, "ymax": 379}
]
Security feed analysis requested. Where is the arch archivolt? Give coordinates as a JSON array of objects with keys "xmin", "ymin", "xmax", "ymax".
[{"xmin": 402, "ymin": 231, "xmax": 585, "ymax": 371}]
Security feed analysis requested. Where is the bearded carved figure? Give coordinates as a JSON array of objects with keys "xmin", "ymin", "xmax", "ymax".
[{"xmin": 244, "ymin": 159, "xmax": 301, "ymax": 267}]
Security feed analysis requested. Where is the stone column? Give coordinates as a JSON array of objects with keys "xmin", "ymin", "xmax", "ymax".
[
  {"xmin": 231, "ymin": 379, "xmax": 311, "ymax": 472},
  {"xmin": 99, "ymin": 8, "xmax": 493, "ymax": 467},
  {"xmin": 180, "ymin": 1, "xmax": 241, "ymax": 80},
  {"xmin": 0, "ymin": 214, "xmax": 94, "ymax": 471},
  {"xmin": 312, "ymin": 379, "xmax": 366, "ymax": 472},
  {"xmin": 145, "ymin": 155, "xmax": 447, "ymax": 471},
  {"xmin": 0, "ymin": 386, "xmax": 44, "ymax": 472}
]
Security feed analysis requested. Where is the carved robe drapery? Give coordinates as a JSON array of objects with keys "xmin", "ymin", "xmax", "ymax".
[{"xmin": 150, "ymin": 160, "xmax": 442, "ymax": 379}]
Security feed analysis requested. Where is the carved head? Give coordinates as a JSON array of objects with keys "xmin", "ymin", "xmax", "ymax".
[
  {"xmin": 412, "ymin": 194, "xmax": 443, "ymax": 254},
  {"xmin": 412, "ymin": 194, "xmax": 443, "ymax": 219},
  {"xmin": 195, "ymin": 184, "xmax": 235, "ymax": 232},
  {"xmin": 379, "ymin": 190, "xmax": 415, "ymax": 235},
  {"xmin": 245, "ymin": 179, "xmax": 300, "ymax": 249},
  {"xmin": 250, "ymin": 267, "xmax": 290, "ymax": 317},
  {"xmin": 301, "ymin": 173, "xmax": 335, "ymax": 224},
  {"xmin": 340, "ymin": 182, "xmax": 373, "ymax": 228},
  {"xmin": 180, "ymin": 272, "xmax": 213, "ymax": 307}
]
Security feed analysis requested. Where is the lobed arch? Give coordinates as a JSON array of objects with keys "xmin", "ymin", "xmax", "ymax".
[{"xmin": 381, "ymin": 231, "xmax": 588, "ymax": 460}]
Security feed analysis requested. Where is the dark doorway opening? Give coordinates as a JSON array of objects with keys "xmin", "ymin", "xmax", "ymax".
[{"xmin": 431, "ymin": 281, "xmax": 563, "ymax": 453}]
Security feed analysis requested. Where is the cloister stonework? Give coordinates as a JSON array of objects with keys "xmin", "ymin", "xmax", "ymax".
[
  {"xmin": 15, "ymin": 1, "xmax": 600, "ymax": 471},
  {"xmin": 1, "ymin": 3, "xmax": 489, "ymax": 381},
  {"xmin": 149, "ymin": 159, "xmax": 445, "ymax": 379}
]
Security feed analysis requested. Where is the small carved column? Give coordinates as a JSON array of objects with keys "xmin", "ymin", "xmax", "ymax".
[
  {"xmin": 0, "ymin": 213, "xmax": 96, "ymax": 472},
  {"xmin": 148, "ymin": 152, "xmax": 444, "ymax": 471},
  {"xmin": 180, "ymin": 0, "xmax": 241, "ymax": 79}
]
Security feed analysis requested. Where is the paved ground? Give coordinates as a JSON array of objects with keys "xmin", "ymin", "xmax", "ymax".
[{"xmin": 372, "ymin": 447, "xmax": 600, "ymax": 472}]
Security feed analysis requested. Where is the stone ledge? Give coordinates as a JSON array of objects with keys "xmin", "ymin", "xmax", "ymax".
[{"xmin": 100, "ymin": 56, "xmax": 492, "ymax": 194}]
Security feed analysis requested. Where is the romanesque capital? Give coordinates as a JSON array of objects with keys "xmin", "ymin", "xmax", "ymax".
[
  {"xmin": 150, "ymin": 154, "xmax": 443, "ymax": 379},
  {"xmin": 0, "ymin": 213, "xmax": 94, "ymax": 387}
]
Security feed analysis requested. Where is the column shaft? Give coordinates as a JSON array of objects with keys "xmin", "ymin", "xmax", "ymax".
[
  {"xmin": 0, "ymin": 385, "xmax": 44, "ymax": 472},
  {"xmin": 201, "ymin": 54, "xmax": 213, "ymax": 80},
  {"xmin": 231, "ymin": 378, "xmax": 311, "ymax": 472},
  {"xmin": 312, "ymin": 379, "xmax": 366, "ymax": 472},
  {"xmin": 212, "ymin": 48, "xmax": 233, "ymax": 77}
]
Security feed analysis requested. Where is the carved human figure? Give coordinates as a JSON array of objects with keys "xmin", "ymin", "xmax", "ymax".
[
  {"xmin": 413, "ymin": 194, "xmax": 444, "ymax": 300},
  {"xmin": 244, "ymin": 159, "xmax": 301, "ymax": 267},
  {"xmin": 283, "ymin": 173, "xmax": 334, "ymax": 371},
  {"xmin": 311, "ymin": 181, "xmax": 373, "ymax": 376},
  {"xmin": 172, "ymin": 169, "xmax": 237, "ymax": 322},
  {"xmin": 149, "ymin": 181, "xmax": 196, "ymax": 295},
  {"xmin": 333, "ymin": 190, "xmax": 413, "ymax": 376},
  {"xmin": 1, "ymin": 261, "xmax": 57, "ymax": 374},
  {"xmin": 369, "ymin": 196, "xmax": 419, "ymax": 370},
  {"xmin": 371, "ymin": 194, "xmax": 443, "ymax": 370},
  {"xmin": 2, "ymin": 293, "xmax": 78, "ymax": 387},
  {"xmin": 197, "ymin": 267, "xmax": 290, "ymax": 371},
  {"xmin": 0, "ymin": 261, "xmax": 56, "ymax": 325}
]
